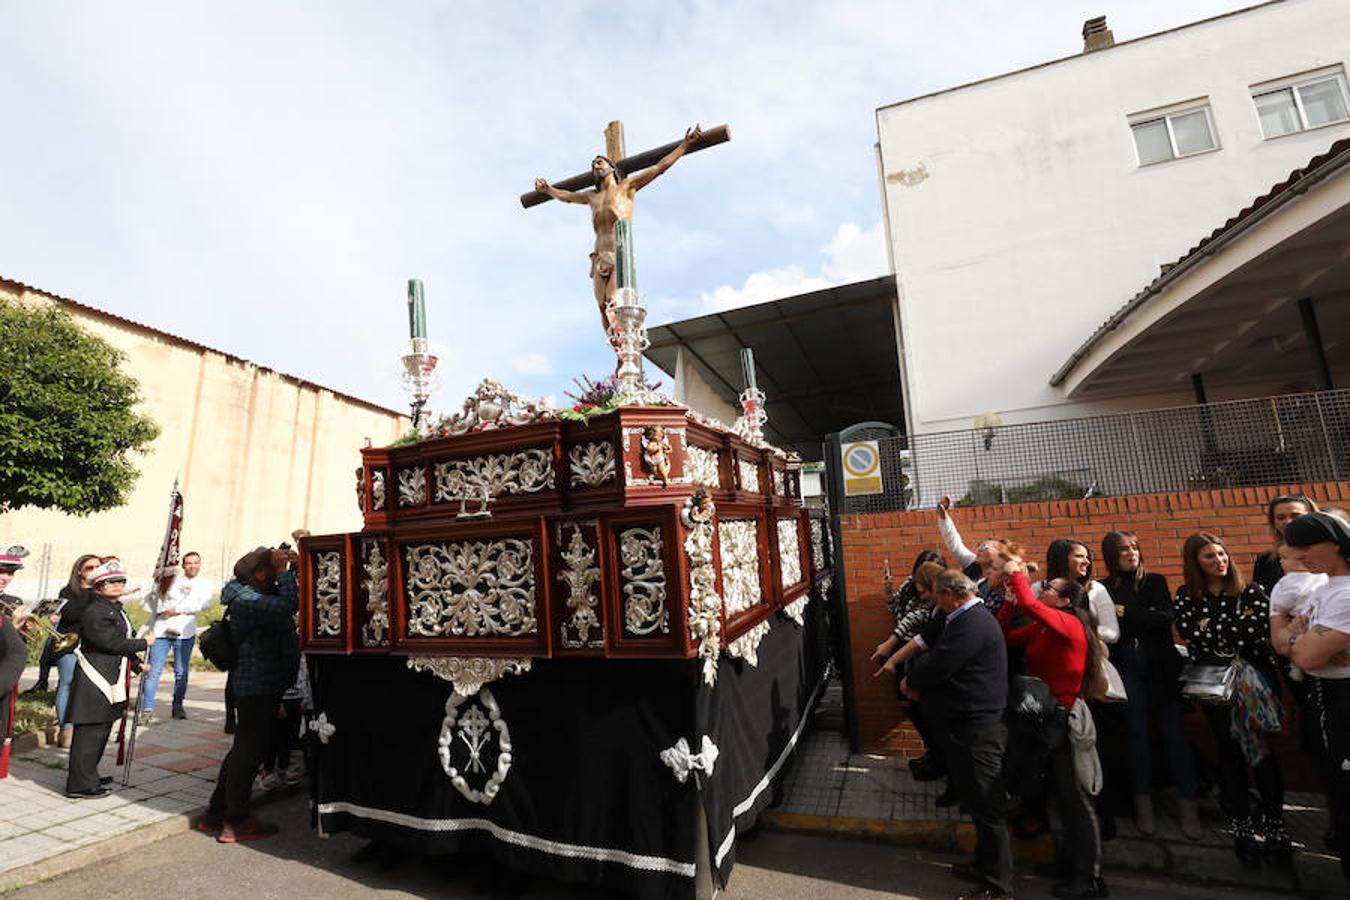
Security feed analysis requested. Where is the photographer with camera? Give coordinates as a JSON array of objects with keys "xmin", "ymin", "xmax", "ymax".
[
  {"xmin": 195, "ymin": 545, "xmax": 299, "ymax": 843},
  {"xmin": 142, "ymin": 551, "xmax": 214, "ymax": 723}
]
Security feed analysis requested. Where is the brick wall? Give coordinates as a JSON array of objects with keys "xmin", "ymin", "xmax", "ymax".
[{"xmin": 842, "ymin": 481, "xmax": 1350, "ymax": 756}]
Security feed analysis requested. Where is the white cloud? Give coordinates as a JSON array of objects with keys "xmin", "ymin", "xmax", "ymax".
[
  {"xmin": 698, "ymin": 221, "xmax": 888, "ymax": 313},
  {"xmin": 511, "ymin": 352, "xmax": 554, "ymax": 376}
]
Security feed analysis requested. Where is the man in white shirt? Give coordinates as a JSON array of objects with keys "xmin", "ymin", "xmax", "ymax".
[{"xmin": 144, "ymin": 552, "xmax": 215, "ymax": 722}]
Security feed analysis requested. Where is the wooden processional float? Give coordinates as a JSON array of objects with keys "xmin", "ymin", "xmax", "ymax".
[{"xmin": 295, "ymin": 379, "xmax": 825, "ymax": 694}]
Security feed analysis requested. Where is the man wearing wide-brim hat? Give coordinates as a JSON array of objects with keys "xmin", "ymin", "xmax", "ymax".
[{"xmin": 65, "ymin": 560, "xmax": 151, "ymax": 797}]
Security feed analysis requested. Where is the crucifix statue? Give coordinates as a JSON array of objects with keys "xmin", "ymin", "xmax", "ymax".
[{"xmin": 523, "ymin": 121, "xmax": 730, "ymax": 333}]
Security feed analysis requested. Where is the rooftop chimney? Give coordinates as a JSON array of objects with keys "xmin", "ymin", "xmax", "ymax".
[{"xmin": 1082, "ymin": 16, "xmax": 1115, "ymax": 53}]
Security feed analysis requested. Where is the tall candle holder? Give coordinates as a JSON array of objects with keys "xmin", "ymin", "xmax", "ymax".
[
  {"xmin": 736, "ymin": 347, "xmax": 767, "ymax": 442},
  {"xmin": 402, "ymin": 337, "xmax": 439, "ymax": 433},
  {"xmin": 606, "ymin": 286, "xmax": 662, "ymax": 405}
]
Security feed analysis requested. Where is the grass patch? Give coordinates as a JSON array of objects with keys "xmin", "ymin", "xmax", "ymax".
[{"xmin": 14, "ymin": 689, "xmax": 57, "ymax": 736}]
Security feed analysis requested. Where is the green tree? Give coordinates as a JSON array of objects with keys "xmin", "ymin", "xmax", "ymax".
[{"xmin": 0, "ymin": 298, "xmax": 159, "ymax": 514}]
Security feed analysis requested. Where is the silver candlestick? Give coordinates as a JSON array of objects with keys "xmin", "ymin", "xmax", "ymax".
[
  {"xmin": 606, "ymin": 287, "xmax": 660, "ymax": 405},
  {"xmin": 401, "ymin": 337, "xmax": 440, "ymax": 433}
]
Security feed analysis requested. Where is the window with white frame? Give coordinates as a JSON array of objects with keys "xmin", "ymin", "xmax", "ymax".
[
  {"xmin": 1129, "ymin": 103, "xmax": 1218, "ymax": 166},
  {"xmin": 1252, "ymin": 69, "xmax": 1350, "ymax": 139}
]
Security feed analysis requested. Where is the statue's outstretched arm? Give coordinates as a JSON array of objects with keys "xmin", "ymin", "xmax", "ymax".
[
  {"xmin": 628, "ymin": 124, "xmax": 702, "ymax": 192},
  {"xmin": 534, "ymin": 178, "xmax": 592, "ymax": 205}
]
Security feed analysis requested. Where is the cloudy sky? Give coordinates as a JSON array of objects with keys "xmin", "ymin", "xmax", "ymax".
[{"xmin": 0, "ymin": 0, "xmax": 1245, "ymax": 413}]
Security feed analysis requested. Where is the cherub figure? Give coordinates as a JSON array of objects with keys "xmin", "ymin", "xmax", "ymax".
[{"xmin": 641, "ymin": 424, "xmax": 673, "ymax": 486}]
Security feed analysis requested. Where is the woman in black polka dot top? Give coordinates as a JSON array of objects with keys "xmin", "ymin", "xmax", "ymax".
[{"xmin": 1174, "ymin": 531, "xmax": 1286, "ymax": 869}]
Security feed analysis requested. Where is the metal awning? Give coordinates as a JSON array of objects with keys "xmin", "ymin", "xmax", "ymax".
[
  {"xmin": 645, "ymin": 275, "xmax": 903, "ymax": 459},
  {"xmin": 1054, "ymin": 139, "xmax": 1350, "ymax": 398}
]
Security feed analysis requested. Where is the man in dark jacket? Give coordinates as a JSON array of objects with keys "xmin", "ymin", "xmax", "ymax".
[
  {"xmin": 199, "ymin": 546, "xmax": 299, "ymax": 843},
  {"xmin": 65, "ymin": 561, "xmax": 151, "ymax": 797},
  {"xmin": 904, "ymin": 569, "xmax": 1012, "ymax": 899},
  {"xmin": 1, "ymin": 548, "xmax": 31, "ymax": 778}
]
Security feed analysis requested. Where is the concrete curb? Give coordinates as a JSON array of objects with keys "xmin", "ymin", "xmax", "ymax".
[{"xmin": 0, "ymin": 779, "xmax": 299, "ymax": 895}]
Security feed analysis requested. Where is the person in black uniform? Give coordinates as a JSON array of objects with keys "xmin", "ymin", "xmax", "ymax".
[
  {"xmin": 1, "ymin": 547, "xmax": 31, "ymax": 776},
  {"xmin": 65, "ymin": 561, "xmax": 150, "ymax": 798}
]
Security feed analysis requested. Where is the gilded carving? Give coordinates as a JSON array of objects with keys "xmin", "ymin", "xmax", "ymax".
[
  {"xmin": 404, "ymin": 539, "xmax": 537, "ymax": 637},
  {"xmin": 619, "ymin": 527, "xmax": 669, "ymax": 635},
  {"xmin": 438, "ymin": 378, "xmax": 556, "ymax": 436}
]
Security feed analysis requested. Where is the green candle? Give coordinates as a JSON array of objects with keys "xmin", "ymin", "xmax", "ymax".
[
  {"xmin": 407, "ymin": 279, "xmax": 427, "ymax": 340},
  {"xmin": 739, "ymin": 347, "xmax": 757, "ymax": 392}
]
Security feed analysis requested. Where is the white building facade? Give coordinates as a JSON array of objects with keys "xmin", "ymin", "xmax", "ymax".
[{"xmin": 877, "ymin": 0, "xmax": 1350, "ymax": 438}]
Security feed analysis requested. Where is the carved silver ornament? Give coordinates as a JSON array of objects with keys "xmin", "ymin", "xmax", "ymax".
[
  {"xmin": 727, "ymin": 618, "xmax": 772, "ymax": 666},
  {"xmin": 434, "ymin": 449, "xmax": 554, "ymax": 505},
  {"xmin": 408, "ymin": 656, "xmax": 532, "ymax": 698},
  {"xmin": 309, "ymin": 712, "xmax": 336, "ymax": 744},
  {"xmin": 685, "ymin": 444, "xmax": 721, "ymax": 488},
  {"xmin": 685, "ymin": 520, "xmax": 722, "ymax": 686},
  {"xmin": 772, "ymin": 469, "xmax": 785, "ymax": 496},
  {"xmin": 568, "ymin": 441, "xmax": 616, "ymax": 488},
  {"xmin": 660, "ymin": 735, "xmax": 719, "ymax": 784},
  {"xmin": 737, "ymin": 460, "xmax": 760, "ymax": 493},
  {"xmin": 718, "ymin": 519, "xmax": 762, "ymax": 616},
  {"xmin": 809, "ymin": 519, "xmax": 826, "ymax": 572},
  {"xmin": 619, "ymin": 527, "xmax": 669, "ymax": 636},
  {"xmin": 371, "ymin": 470, "xmax": 386, "ymax": 511},
  {"xmin": 438, "ymin": 688, "xmax": 512, "ymax": 805},
  {"xmin": 556, "ymin": 522, "xmax": 603, "ymax": 649},
  {"xmin": 398, "ymin": 467, "xmax": 427, "ymax": 507},
  {"xmin": 314, "ymin": 551, "xmax": 343, "ymax": 637},
  {"xmin": 404, "ymin": 539, "xmax": 537, "ymax": 637},
  {"xmin": 777, "ymin": 518, "xmax": 803, "ymax": 588},
  {"xmin": 361, "ymin": 540, "xmax": 389, "ymax": 647},
  {"xmin": 782, "ymin": 594, "xmax": 809, "ymax": 626},
  {"xmin": 437, "ymin": 378, "xmax": 556, "ymax": 436}
]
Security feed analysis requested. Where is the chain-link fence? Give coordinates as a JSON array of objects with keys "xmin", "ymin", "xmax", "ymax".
[{"xmin": 835, "ymin": 389, "xmax": 1350, "ymax": 513}]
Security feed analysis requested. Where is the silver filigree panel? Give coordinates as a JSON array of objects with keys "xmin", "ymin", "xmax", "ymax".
[
  {"xmin": 362, "ymin": 540, "xmax": 389, "ymax": 647},
  {"xmin": 718, "ymin": 519, "xmax": 762, "ymax": 616},
  {"xmin": 568, "ymin": 442, "xmax": 616, "ymax": 488},
  {"xmin": 686, "ymin": 445, "xmax": 721, "ymax": 488},
  {"xmin": 777, "ymin": 518, "xmax": 803, "ymax": 588},
  {"xmin": 314, "ymin": 551, "xmax": 343, "ymax": 637},
  {"xmin": 398, "ymin": 467, "xmax": 427, "ymax": 507},
  {"xmin": 737, "ymin": 460, "xmax": 760, "ymax": 493},
  {"xmin": 809, "ymin": 519, "xmax": 826, "ymax": 572},
  {"xmin": 434, "ymin": 449, "xmax": 554, "ymax": 503},
  {"xmin": 619, "ymin": 527, "xmax": 669, "ymax": 635},
  {"xmin": 370, "ymin": 470, "xmax": 386, "ymax": 511},
  {"xmin": 405, "ymin": 539, "xmax": 537, "ymax": 637},
  {"xmin": 772, "ymin": 469, "xmax": 785, "ymax": 496},
  {"xmin": 556, "ymin": 522, "xmax": 603, "ymax": 648}
]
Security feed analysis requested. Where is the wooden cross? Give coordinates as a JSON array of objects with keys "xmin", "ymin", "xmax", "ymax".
[{"xmin": 519, "ymin": 120, "xmax": 731, "ymax": 208}]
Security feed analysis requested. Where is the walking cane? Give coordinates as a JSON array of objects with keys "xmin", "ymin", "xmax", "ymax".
[{"xmin": 121, "ymin": 669, "xmax": 148, "ymax": 787}]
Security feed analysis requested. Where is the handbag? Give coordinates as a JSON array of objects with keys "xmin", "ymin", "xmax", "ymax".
[
  {"xmin": 198, "ymin": 610, "xmax": 236, "ymax": 671},
  {"xmin": 1178, "ymin": 659, "xmax": 1238, "ymax": 704},
  {"xmin": 1101, "ymin": 658, "xmax": 1127, "ymax": 703}
]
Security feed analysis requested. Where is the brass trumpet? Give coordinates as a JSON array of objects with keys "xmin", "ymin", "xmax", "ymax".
[{"xmin": 0, "ymin": 597, "xmax": 80, "ymax": 654}]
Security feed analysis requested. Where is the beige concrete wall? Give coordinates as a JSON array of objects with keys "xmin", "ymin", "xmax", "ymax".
[{"xmin": 0, "ymin": 281, "xmax": 408, "ymax": 599}]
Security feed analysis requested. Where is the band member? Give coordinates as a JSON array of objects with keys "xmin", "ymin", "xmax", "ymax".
[
  {"xmin": 65, "ymin": 561, "xmax": 150, "ymax": 798},
  {"xmin": 1, "ymin": 546, "xmax": 30, "ymax": 779}
]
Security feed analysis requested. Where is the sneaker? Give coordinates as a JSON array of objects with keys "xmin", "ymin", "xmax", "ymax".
[
  {"xmin": 172, "ymin": 705, "xmax": 187, "ymax": 720},
  {"xmin": 140, "ymin": 709, "xmax": 156, "ymax": 727},
  {"xmin": 21, "ymin": 682, "xmax": 50, "ymax": 694},
  {"xmin": 1260, "ymin": 815, "xmax": 1293, "ymax": 868},
  {"xmin": 1231, "ymin": 817, "xmax": 1261, "ymax": 868},
  {"xmin": 256, "ymin": 770, "xmax": 281, "ymax": 792},
  {"xmin": 217, "ymin": 817, "xmax": 279, "ymax": 843},
  {"xmin": 282, "ymin": 762, "xmax": 305, "ymax": 786}
]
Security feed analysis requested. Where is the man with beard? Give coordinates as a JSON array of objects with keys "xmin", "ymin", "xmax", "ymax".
[{"xmin": 195, "ymin": 545, "xmax": 299, "ymax": 843}]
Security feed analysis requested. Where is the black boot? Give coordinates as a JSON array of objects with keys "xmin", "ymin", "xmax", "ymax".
[
  {"xmin": 1231, "ymin": 817, "xmax": 1261, "ymax": 867},
  {"xmin": 1260, "ymin": 815, "xmax": 1292, "ymax": 868}
]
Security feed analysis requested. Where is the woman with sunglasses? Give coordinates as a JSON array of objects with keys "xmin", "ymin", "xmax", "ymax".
[
  {"xmin": 1175, "ymin": 532, "xmax": 1286, "ymax": 867},
  {"xmin": 995, "ymin": 552, "xmax": 1108, "ymax": 900},
  {"xmin": 1253, "ymin": 494, "xmax": 1319, "ymax": 594}
]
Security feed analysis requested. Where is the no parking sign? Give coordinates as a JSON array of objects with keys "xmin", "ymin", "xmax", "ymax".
[{"xmin": 841, "ymin": 440, "xmax": 883, "ymax": 496}]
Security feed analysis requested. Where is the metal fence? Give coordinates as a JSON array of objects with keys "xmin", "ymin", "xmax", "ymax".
[{"xmin": 836, "ymin": 389, "xmax": 1350, "ymax": 513}]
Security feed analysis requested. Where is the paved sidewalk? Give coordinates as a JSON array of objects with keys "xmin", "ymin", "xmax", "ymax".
[
  {"xmin": 764, "ymin": 679, "xmax": 1347, "ymax": 897},
  {"xmin": 0, "ymin": 667, "xmax": 252, "ymax": 884}
]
